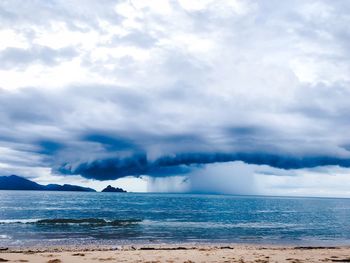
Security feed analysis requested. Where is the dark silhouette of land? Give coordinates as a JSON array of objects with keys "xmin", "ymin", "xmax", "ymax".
[
  {"xmin": 101, "ymin": 185, "xmax": 127, "ymax": 193},
  {"xmin": 0, "ymin": 175, "xmax": 96, "ymax": 192}
]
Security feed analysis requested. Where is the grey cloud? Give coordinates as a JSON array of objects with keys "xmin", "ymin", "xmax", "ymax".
[
  {"xmin": 1, "ymin": 80, "xmax": 350, "ymax": 181},
  {"xmin": 0, "ymin": 0, "xmax": 350, "ymax": 194},
  {"xmin": 0, "ymin": 45, "xmax": 77, "ymax": 69}
]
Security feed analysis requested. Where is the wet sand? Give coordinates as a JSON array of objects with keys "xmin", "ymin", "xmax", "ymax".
[{"xmin": 1, "ymin": 244, "xmax": 350, "ymax": 263}]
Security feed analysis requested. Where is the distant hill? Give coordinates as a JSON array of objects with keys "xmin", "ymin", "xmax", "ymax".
[
  {"xmin": 101, "ymin": 185, "xmax": 127, "ymax": 193},
  {"xmin": 0, "ymin": 175, "xmax": 96, "ymax": 192},
  {"xmin": 0, "ymin": 175, "xmax": 43, "ymax": 190},
  {"xmin": 44, "ymin": 183, "xmax": 96, "ymax": 192}
]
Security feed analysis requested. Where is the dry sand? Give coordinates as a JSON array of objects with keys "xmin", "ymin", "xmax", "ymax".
[{"xmin": 1, "ymin": 244, "xmax": 350, "ymax": 263}]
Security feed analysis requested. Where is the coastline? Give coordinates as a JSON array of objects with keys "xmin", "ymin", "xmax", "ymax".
[{"xmin": 1, "ymin": 244, "xmax": 350, "ymax": 263}]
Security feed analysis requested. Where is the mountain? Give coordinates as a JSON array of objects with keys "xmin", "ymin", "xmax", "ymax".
[
  {"xmin": 101, "ymin": 185, "xmax": 127, "ymax": 193},
  {"xmin": 0, "ymin": 175, "xmax": 43, "ymax": 190},
  {"xmin": 0, "ymin": 175, "xmax": 96, "ymax": 192},
  {"xmin": 44, "ymin": 184, "xmax": 96, "ymax": 192}
]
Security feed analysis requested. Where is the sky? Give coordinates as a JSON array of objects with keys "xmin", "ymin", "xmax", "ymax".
[{"xmin": 1, "ymin": 0, "xmax": 350, "ymax": 197}]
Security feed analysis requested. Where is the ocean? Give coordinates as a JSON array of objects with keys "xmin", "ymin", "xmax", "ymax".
[{"xmin": 1, "ymin": 191, "xmax": 350, "ymax": 247}]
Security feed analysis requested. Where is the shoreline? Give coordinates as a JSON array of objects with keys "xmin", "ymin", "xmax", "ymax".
[
  {"xmin": 2, "ymin": 243, "xmax": 350, "ymax": 252},
  {"xmin": 2, "ymin": 244, "xmax": 350, "ymax": 262},
  {"xmin": 2, "ymin": 241, "xmax": 350, "ymax": 252}
]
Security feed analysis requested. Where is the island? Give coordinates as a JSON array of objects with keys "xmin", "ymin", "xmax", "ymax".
[
  {"xmin": 101, "ymin": 185, "xmax": 127, "ymax": 193},
  {"xmin": 0, "ymin": 175, "xmax": 96, "ymax": 192}
]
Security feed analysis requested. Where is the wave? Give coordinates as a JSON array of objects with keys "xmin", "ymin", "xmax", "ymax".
[
  {"xmin": 0, "ymin": 219, "xmax": 39, "ymax": 224},
  {"xmin": 141, "ymin": 220, "xmax": 299, "ymax": 229},
  {"xmin": 0, "ymin": 218, "xmax": 142, "ymax": 226}
]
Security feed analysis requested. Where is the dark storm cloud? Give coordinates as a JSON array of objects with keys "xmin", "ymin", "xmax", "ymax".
[
  {"xmin": 57, "ymin": 154, "xmax": 194, "ymax": 180},
  {"xmin": 55, "ymin": 150, "xmax": 350, "ymax": 180},
  {"xmin": 149, "ymin": 153, "xmax": 350, "ymax": 171},
  {"xmin": 36, "ymin": 140, "xmax": 65, "ymax": 155},
  {"xmin": 82, "ymin": 133, "xmax": 137, "ymax": 151}
]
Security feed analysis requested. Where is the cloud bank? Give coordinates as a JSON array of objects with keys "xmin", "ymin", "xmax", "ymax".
[{"xmin": 1, "ymin": 0, "xmax": 350, "ymax": 196}]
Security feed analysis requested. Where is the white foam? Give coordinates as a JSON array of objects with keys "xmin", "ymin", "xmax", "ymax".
[{"xmin": 0, "ymin": 219, "xmax": 40, "ymax": 224}]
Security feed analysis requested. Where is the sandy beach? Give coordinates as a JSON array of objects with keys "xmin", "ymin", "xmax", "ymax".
[{"xmin": 1, "ymin": 244, "xmax": 350, "ymax": 263}]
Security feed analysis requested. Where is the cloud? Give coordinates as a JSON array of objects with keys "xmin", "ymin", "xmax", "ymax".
[
  {"xmin": 0, "ymin": 45, "xmax": 77, "ymax": 69},
  {"xmin": 0, "ymin": 0, "xmax": 350, "ymax": 195},
  {"xmin": 55, "ymin": 151, "xmax": 350, "ymax": 181},
  {"xmin": 56, "ymin": 154, "xmax": 195, "ymax": 180}
]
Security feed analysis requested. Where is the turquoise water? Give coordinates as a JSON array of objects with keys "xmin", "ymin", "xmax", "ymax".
[{"xmin": 1, "ymin": 191, "xmax": 350, "ymax": 247}]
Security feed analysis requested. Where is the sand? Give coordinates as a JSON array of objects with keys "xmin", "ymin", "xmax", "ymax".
[{"xmin": 1, "ymin": 244, "xmax": 350, "ymax": 263}]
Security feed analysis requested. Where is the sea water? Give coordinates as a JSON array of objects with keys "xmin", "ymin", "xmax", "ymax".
[{"xmin": 1, "ymin": 191, "xmax": 350, "ymax": 247}]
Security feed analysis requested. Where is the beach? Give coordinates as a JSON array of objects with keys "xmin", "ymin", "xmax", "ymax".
[{"xmin": 1, "ymin": 244, "xmax": 350, "ymax": 263}]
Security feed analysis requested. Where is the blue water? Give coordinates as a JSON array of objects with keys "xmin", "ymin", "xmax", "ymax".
[{"xmin": 1, "ymin": 191, "xmax": 350, "ymax": 247}]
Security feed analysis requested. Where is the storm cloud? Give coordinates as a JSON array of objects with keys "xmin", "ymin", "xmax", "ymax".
[
  {"xmin": 1, "ymin": 0, "xmax": 350, "ymax": 195},
  {"xmin": 56, "ymin": 152, "xmax": 350, "ymax": 181}
]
